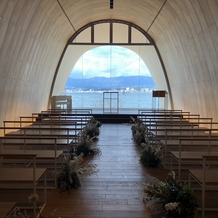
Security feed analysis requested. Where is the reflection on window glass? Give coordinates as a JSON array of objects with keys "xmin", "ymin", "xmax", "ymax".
[{"xmin": 64, "ymin": 46, "xmax": 155, "ymax": 112}]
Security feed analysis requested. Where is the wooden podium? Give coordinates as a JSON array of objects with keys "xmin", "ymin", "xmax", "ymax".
[{"xmin": 152, "ymin": 90, "xmax": 168, "ymax": 109}]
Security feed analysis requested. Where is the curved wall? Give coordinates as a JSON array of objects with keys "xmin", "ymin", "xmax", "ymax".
[
  {"xmin": 149, "ymin": 0, "xmax": 218, "ymax": 119},
  {"xmin": 0, "ymin": 0, "xmax": 74, "ymax": 125}
]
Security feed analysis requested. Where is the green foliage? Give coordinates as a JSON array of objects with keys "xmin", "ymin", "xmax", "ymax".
[
  {"xmin": 140, "ymin": 143, "xmax": 162, "ymax": 167},
  {"xmin": 73, "ymin": 117, "xmax": 101, "ymax": 156},
  {"xmin": 57, "ymin": 117, "xmax": 101, "ymax": 192},
  {"xmin": 57, "ymin": 155, "xmax": 98, "ymax": 192},
  {"xmin": 85, "ymin": 117, "xmax": 101, "ymax": 138},
  {"xmin": 69, "ymin": 135, "xmax": 101, "ymax": 157},
  {"xmin": 75, "ymin": 133, "xmax": 99, "ymax": 156},
  {"xmin": 57, "ymin": 158, "xmax": 82, "ymax": 191},
  {"xmin": 130, "ymin": 116, "xmax": 147, "ymax": 145},
  {"xmin": 143, "ymin": 171, "xmax": 198, "ymax": 218},
  {"xmin": 130, "ymin": 116, "xmax": 163, "ymax": 167}
]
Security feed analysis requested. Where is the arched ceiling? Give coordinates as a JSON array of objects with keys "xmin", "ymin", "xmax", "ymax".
[
  {"xmin": 0, "ymin": 0, "xmax": 218, "ymax": 125},
  {"xmin": 57, "ymin": 0, "xmax": 164, "ymax": 31}
]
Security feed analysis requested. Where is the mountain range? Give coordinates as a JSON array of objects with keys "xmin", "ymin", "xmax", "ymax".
[{"xmin": 65, "ymin": 76, "xmax": 155, "ymax": 90}]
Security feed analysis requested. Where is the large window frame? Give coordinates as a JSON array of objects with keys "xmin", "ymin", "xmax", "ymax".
[{"xmin": 50, "ymin": 19, "xmax": 173, "ymax": 109}]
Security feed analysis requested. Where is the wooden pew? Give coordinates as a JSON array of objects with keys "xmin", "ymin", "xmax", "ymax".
[
  {"xmin": 0, "ymin": 202, "xmax": 17, "ymax": 218},
  {"xmin": 138, "ymin": 109, "xmax": 211, "ymax": 122},
  {"xmin": 20, "ymin": 114, "xmax": 91, "ymax": 123},
  {"xmin": 169, "ymin": 137, "xmax": 218, "ymax": 180},
  {"xmin": 148, "ymin": 127, "xmax": 210, "ymax": 146},
  {"xmin": 0, "ymin": 154, "xmax": 47, "ymax": 218},
  {"xmin": 161, "ymin": 128, "xmax": 218, "ymax": 157},
  {"xmin": 5, "ymin": 119, "xmax": 82, "ymax": 127},
  {"xmin": 138, "ymin": 110, "xmax": 200, "ymax": 121},
  {"xmin": 33, "ymin": 109, "xmax": 93, "ymax": 121},
  {"xmin": 138, "ymin": 109, "xmax": 185, "ymax": 116},
  {"xmin": 140, "ymin": 115, "xmax": 218, "ymax": 168},
  {"xmin": 138, "ymin": 110, "xmax": 216, "ymax": 133},
  {"xmin": 189, "ymin": 155, "xmax": 218, "ymax": 218},
  {"xmin": 40, "ymin": 108, "xmax": 92, "ymax": 114},
  {"xmin": 145, "ymin": 122, "xmax": 199, "ymax": 137},
  {"xmin": 140, "ymin": 116, "xmax": 213, "ymax": 129},
  {"xmin": 18, "ymin": 109, "xmax": 92, "ymax": 130},
  {"xmin": 30, "ymin": 109, "xmax": 92, "ymax": 120},
  {"xmin": 0, "ymin": 149, "xmax": 62, "ymax": 187},
  {"xmin": 0, "ymin": 126, "xmax": 80, "ymax": 145},
  {"xmin": 157, "ymin": 128, "xmax": 218, "ymax": 169},
  {"xmin": 137, "ymin": 113, "xmax": 214, "ymax": 137},
  {"xmin": 0, "ymin": 136, "xmax": 62, "ymax": 187},
  {"xmin": 0, "ymin": 136, "xmax": 58, "ymax": 150}
]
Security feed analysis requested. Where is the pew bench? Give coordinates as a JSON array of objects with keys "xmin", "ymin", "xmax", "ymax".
[
  {"xmin": 0, "ymin": 202, "xmax": 17, "ymax": 218},
  {"xmin": 0, "ymin": 154, "xmax": 47, "ymax": 218},
  {"xmin": 162, "ymin": 136, "xmax": 218, "ymax": 170},
  {"xmin": 189, "ymin": 155, "xmax": 218, "ymax": 218}
]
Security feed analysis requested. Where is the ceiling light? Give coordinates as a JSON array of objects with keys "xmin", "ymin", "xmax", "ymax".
[{"xmin": 110, "ymin": 0, "xmax": 113, "ymax": 9}]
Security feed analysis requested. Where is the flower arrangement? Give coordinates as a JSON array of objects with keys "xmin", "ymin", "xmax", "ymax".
[
  {"xmin": 57, "ymin": 117, "xmax": 101, "ymax": 192},
  {"xmin": 74, "ymin": 133, "xmax": 101, "ymax": 156},
  {"xmin": 84, "ymin": 117, "xmax": 101, "ymax": 139},
  {"xmin": 143, "ymin": 171, "xmax": 198, "ymax": 218},
  {"xmin": 69, "ymin": 117, "xmax": 101, "ymax": 157},
  {"xmin": 75, "ymin": 133, "xmax": 95, "ymax": 156},
  {"xmin": 69, "ymin": 128, "xmax": 101, "ymax": 158},
  {"xmin": 130, "ymin": 116, "xmax": 163, "ymax": 167},
  {"xmin": 57, "ymin": 154, "xmax": 98, "ymax": 192},
  {"xmin": 140, "ymin": 142, "xmax": 163, "ymax": 167},
  {"xmin": 130, "ymin": 116, "xmax": 147, "ymax": 146}
]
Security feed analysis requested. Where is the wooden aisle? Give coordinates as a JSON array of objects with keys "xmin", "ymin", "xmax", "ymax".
[{"xmin": 41, "ymin": 124, "xmax": 169, "ymax": 218}]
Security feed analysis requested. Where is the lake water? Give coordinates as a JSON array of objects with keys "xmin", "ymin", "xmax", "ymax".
[{"xmin": 64, "ymin": 91, "xmax": 157, "ymax": 113}]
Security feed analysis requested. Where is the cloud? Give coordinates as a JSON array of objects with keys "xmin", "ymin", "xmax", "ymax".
[{"xmin": 70, "ymin": 46, "xmax": 151, "ymax": 78}]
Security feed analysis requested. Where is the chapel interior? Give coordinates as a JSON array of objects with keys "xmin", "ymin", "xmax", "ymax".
[{"xmin": 0, "ymin": 1, "xmax": 218, "ymax": 218}]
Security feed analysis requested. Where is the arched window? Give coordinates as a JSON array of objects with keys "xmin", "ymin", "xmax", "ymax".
[
  {"xmin": 70, "ymin": 20, "xmax": 152, "ymax": 45},
  {"xmin": 51, "ymin": 20, "xmax": 171, "ymax": 112}
]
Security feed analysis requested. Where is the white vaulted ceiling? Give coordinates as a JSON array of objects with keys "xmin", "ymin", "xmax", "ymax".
[{"xmin": 0, "ymin": 0, "xmax": 218, "ymax": 125}]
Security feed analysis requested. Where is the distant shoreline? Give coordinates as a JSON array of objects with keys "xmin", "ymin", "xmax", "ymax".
[
  {"xmin": 63, "ymin": 88, "xmax": 154, "ymax": 94},
  {"xmin": 62, "ymin": 91, "xmax": 155, "ymax": 109},
  {"xmin": 65, "ymin": 75, "xmax": 155, "ymax": 90}
]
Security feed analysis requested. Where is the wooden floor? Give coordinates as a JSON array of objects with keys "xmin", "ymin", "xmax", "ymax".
[{"xmin": 41, "ymin": 124, "xmax": 169, "ymax": 218}]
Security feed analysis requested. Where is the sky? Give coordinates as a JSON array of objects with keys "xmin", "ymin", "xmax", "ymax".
[{"xmin": 70, "ymin": 46, "xmax": 151, "ymax": 79}]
